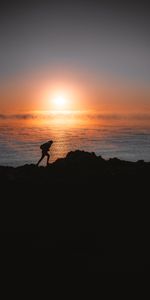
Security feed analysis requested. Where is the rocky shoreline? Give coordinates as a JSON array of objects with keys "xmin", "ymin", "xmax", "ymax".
[{"xmin": 0, "ymin": 150, "xmax": 149, "ymax": 272}]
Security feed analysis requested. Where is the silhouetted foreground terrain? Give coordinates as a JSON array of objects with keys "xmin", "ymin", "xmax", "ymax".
[{"xmin": 0, "ymin": 150, "xmax": 150, "ymax": 272}]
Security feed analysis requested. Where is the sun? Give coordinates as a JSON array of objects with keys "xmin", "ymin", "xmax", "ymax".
[
  {"xmin": 54, "ymin": 95, "xmax": 66, "ymax": 107},
  {"xmin": 45, "ymin": 86, "xmax": 75, "ymax": 111},
  {"xmin": 52, "ymin": 93, "xmax": 68, "ymax": 110}
]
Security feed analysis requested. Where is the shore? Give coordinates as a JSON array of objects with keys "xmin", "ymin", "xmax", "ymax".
[{"xmin": 0, "ymin": 150, "xmax": 150, "ymax": 272}]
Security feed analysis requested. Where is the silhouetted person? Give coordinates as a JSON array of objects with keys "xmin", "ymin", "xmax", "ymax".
[{"xmin": 37, "ymin": 140, "xmax": 53, "ymax": 166}]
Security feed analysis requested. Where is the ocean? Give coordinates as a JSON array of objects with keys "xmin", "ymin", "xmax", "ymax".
[{"xmin": 0, "ymin": 111, "xmax": 150, "ymax": 166}]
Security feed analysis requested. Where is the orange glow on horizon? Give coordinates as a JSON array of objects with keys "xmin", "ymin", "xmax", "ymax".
[{"xmin": 0, "ymin": 71, "xmax": 150, "ymax": 114}]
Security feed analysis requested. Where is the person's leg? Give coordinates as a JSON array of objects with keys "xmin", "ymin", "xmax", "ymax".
[
  {"xmin": 37, "ymin": 153, "xmax": 45, "ymax": 166},
  {"xmin": 46, "ymin": 153, "xmax": 50, "ymax": 166}
]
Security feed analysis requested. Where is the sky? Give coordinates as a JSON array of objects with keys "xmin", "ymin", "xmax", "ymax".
[{"xmin": 0, "ymin": 0, "xmax": 150, "ymax": 113}]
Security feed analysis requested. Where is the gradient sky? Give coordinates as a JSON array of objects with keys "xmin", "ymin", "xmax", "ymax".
[{"xmin": 0, "ymin": 0, "xmax": 150, "ymax": 112}]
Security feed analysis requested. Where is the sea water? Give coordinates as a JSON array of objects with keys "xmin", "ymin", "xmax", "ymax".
[{"xmin": 0, "ymin": 111, "xmax": 150, "ymax": 166}]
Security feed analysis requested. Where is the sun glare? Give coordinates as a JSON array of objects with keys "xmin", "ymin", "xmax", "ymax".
[
  {"xmin": 45, "ymin": 83, "xmax": 81, "ymax": 111},
  {"xmin": 51, "ymin": 92, "xmax": 69, "ymax": 111},
  {"xmin": 53, "ymin": 95, "xmax": 66, "ymax": 107}
]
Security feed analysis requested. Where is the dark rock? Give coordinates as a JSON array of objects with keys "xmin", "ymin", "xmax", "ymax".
[{"xmin": 0, "ymin": 150, "xmax": 149, "ymax": 272}]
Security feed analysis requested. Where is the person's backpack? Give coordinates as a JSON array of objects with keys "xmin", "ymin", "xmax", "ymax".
[
  {"xmin": 40, "ymin": 141, "xmax": 52, "ymax": 151},
  {"xmin": 40, "ymin": 143, "xmax": 47, "ymax": 150}
]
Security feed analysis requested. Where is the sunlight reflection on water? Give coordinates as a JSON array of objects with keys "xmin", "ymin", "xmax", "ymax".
[{"xmin": 0, "ymin": 111, "xmax": 150, "ymax": 166}]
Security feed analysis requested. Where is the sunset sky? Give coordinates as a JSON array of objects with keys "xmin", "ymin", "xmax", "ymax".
[{"xmin": 0, "ymin": 0, "xmax": 150, "ymax": 113}]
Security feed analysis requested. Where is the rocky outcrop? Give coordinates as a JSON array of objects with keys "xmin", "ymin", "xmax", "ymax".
[{"xmin": 0, "ymin": 150, "xmax": 149, "ymax": 272}]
